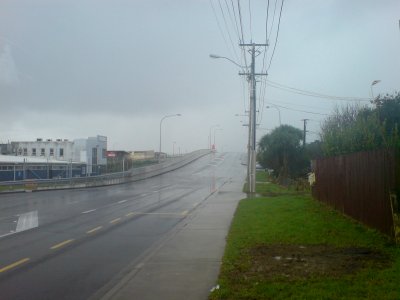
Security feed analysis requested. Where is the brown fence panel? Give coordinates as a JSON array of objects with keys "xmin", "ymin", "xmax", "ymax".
[{"xmin": 313, "ymin": 148, "xmax": 399, "ymax": 237}]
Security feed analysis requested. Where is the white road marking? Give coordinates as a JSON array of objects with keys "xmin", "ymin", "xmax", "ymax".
[
  {"xmin": 81, "ymin": 209, "xmax": 97, "ymax": 214},
  {"xmin": 16, "ymin": 211, "xmax": 38, "ymax": 232},
  {"xmin": 0, "ymin": 232, "xmax": 14, "ymax": 239},
  {"xmin": 118, "ymin": 200, "xmax": 127, "ymax": 204}
]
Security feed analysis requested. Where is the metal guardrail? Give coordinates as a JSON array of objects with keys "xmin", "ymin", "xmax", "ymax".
[{"xmin": 0, "ymin": 149, "xmax": 211, "ymax": 193}]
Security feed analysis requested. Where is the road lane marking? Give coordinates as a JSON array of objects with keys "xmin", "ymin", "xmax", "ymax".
[
  {"xmin": 110, "ymin": 218, "xmax": 121, "ymax": 224},
  {"xmin": 0, "ymin": 232, "xmax": 15, "ymax": 239},
  {"xmin": 82, "ymin": 209, "xmax": 97, "ymax": 214},
  {"xmin": 126, "ymin": 212, "xmax": 135, "ymax": 217},
  {"xmin": 130, "ymin": 212, "xmax": 185, "ymax": 216},
  {"xmin": 0, "ymin": 258, "xmax": 30, "ymax": 273},
  {"xmin": 118, "ymin": 200, "xmax": 127, "ymax": 204},
  {"xmin": 16, "ymin": 211, "xmax": 38, "ymax": 232},
  {"xmin": 50, "ymin": 239, "xmax": 74, "ymax": 250},
  {"xmin": 193, "ymin": 202, "xmax": 199, "ymax": 207},
  {"xmin": 87, "ymin": 226, "xmax": 102, "ymax": 234},
  {"xmin": 141, "ymin": 194, "xmax": 147, "ymax": 197},
  {"xmin": 181, "ymin": 210, "xmax": 189, "ymax": 216}
]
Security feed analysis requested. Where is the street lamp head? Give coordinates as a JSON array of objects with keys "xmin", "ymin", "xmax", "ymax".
[
  {"xmin": 209, "ymin": 54, "xmax": 220, "ymax": 59},
  {"xmin": 371, "ymin": 80, "xmax": 381, "ymax": 86},
  {"xmin": 177, "ymin": 114, "xmax": 182, "ymax": 116}
]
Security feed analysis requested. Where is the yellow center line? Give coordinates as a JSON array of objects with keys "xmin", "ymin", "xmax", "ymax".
[
  {"xmin": 50, "ymin": 239, "xmax": 74, "ymax": 250},
  {"xmin": 126, "ymin": 212, "xmax": 136, "ymax": 217},
  {"xmin": 0, "ymin": 258, "xmax": 30, "ymax": 273},
  {"xmin": 86, "ymin": 226, "xmax": 102, "ymax": 234},
  {"xmin": 110, "ymin": 218, "xmax": 121, "ymax": 224}
]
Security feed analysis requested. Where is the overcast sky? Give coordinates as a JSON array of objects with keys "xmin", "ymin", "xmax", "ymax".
[{"xmin": 0, "ymin": 0, "xmax": 399, "ymax": 153}]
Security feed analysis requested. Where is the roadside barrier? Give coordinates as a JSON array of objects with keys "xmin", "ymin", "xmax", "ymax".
[{"xmin": 0, "ymin": 150, "xmax": 211, "ymax": 193}]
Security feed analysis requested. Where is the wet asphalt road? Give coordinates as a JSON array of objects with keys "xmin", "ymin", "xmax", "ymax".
[{"xmin": 0, "ymin": 152, "xmax": 245, "ymax": 300}]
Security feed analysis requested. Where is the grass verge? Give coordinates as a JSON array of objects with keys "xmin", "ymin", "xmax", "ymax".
[{"xmin": 210, "ymin": 172, "xmax": 400, "ymax": 300}]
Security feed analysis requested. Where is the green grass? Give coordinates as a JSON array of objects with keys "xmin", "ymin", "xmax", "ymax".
[{"xmin": 210, "ymin": 172, "xmax": 400, "ymax": 300}]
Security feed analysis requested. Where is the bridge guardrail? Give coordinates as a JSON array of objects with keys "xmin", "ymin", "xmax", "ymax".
[{"xmin": 0, "ymin": 150, "xmax": 211, "ymax": 193}]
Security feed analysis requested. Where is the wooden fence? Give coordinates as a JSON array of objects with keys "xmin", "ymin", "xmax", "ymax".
[{"xmin": 312, "ymin": 148, "xmax": 400, "ymax": 238}]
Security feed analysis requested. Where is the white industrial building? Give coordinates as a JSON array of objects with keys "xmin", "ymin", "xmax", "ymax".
[{"xmin": 10, "ymin": 135, "xmax": 107, "ymax": 175}]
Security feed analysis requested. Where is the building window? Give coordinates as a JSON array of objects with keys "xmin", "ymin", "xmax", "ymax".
[
  {"xmin": 92, "ymin": 148, "xmax": 98, "ymax": 165},
  {"xmin": 18, "ymin": 148, "xmax": 22, "ymax": 155},
  {"xmin": 102, "ymin": 148, "xmax": 106, "ymax": 158},
  {"xmin": 50, "ymin": 148, "xmax": 54, "ymax": 156},
  {"xmin": 32, "ymin": 148, "xmax": 36, "ymax": 156},
  {"xmin": 23, "ymin": 148, "xmax": 27, "ymax": 156},
  {"xmin": 40, "ymin": 148, "xmax": 45, "ymax": 156},
  {"xmin": 59, "ymin": 148, "xmax": 64, "ymax": 157}
]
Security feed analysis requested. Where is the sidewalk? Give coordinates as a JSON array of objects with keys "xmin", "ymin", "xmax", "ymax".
[{"xmin": 99, "ymin": 178, "xmax": 244, "ymax": 300}]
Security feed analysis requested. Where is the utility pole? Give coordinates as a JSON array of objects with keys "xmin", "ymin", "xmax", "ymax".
[
  {"xmin": 301, "ymin": 119, "xmax": 309, "ymax": 147},
  {"xmin": 239, "ymin": 43, "xmax": 267, "ymax": 193}
]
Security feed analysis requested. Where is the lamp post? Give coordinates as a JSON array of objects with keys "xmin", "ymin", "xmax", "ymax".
[
  {"xmin": 370, "ymin": 80, "xmax": 381, "ymax": 104},
  {"xmin": 210, "ymin": 53, "xmax": 255, "ymax": 192},
  {"xmin": 266, "ymin": 104, "xmax": 281, "ymax": 126},
  {"xmin": 209, "ymin": 54, "xmax": 247, "ymax": 69},
  {"xmin": 172, "ymin": 141, "xmax": 176, "ymax": 156},
  {"xmin": 159, "ymin": 114, "xmax": 181, "ymax": 160},
  {"xmin": 209, "ymin": 124, "xmax": 220, "ymax": 150},
  {"xmin": 213, "ymin": 128, "xmax": 223, "ymax": 151}
]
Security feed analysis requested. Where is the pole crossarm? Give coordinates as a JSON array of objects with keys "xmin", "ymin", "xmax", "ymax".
[
  {"xmin": 239, "ymin": 43, "xmax": 268, "ymax": 47},
  {"xmin": 239, "ymin": 72, "xmax": 268, "ymax": 76}
]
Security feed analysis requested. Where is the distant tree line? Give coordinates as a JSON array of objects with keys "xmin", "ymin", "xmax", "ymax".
[
  {"xmin": 321, "ymin": 92, "xmax": 400, "ymax": 156},
  {"xmin": 257, "ymin": 92, "xmax": 400, "ymax": 179}
]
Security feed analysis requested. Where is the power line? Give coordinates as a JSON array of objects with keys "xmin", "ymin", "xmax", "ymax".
[
  {"xmin": 268, "ymin": 0, "xmax": 279, "ymax": 39},
  {"xmin": 248, "ymin": 0, "xmax": 253, "ymax": 42},
  {"xmin": 216, "ymin": 0, "xmax": 241, "ymax": 63},
  {"xmin": 209, "ymin": 0, "xmax": 238, "ymax": 62},
  {"xmin": 266, "ymin": 79, "xmax": 371, "ymax": 101},
  {"xmin": 266, "ymin": 102, "xmax": 330, "ymax": 116},
  {"xmin": 267, "ymin": 0, "xmax": 284, "ymax": 71},
  {"xmin": 223, "ymin": 0, "xmax": 241, "ymax": 41},
  {"xmin": 267, "ymin": 98, "xmax": 331, "ymax": 110}
]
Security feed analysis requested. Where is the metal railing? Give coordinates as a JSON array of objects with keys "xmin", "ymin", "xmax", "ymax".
[{"xmin": 0, "ymin": 150, "xmax": 211, "ymax": 193}]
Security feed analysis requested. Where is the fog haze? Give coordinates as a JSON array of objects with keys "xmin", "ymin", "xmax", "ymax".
[{"xmin": 1, "ymin": 0, "xmax": 399, "ymax": 153}]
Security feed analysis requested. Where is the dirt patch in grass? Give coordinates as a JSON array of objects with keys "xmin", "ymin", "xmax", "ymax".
[{"xmin": 244, "ymin": 244, "xmax": 391, "ymax": 281}]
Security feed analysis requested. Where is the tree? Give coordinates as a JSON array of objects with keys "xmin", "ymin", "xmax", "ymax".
[
  {"xmin": 257, "ymin": 125, "xmax": 309, "ymax": 179},
  {"xmin": 320, "ymin": 93, "xmax": 400, "ymax": 156}
]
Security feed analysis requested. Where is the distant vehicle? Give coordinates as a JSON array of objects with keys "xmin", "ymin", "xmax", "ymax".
[{"xmin": 256, "ymin": 163, "xmax": 264, "ymax": 170}]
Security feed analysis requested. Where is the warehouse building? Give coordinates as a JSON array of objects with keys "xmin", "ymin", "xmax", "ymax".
[
  {"xmin": 0, "ymin": 155, "xmax": 85, "ymax": 181},
  {"xmin": 2, "ymin": 135, "xmax": 107, "ymax": 177}
]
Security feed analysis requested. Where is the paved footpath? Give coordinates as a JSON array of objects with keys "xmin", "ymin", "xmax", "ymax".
[{"xmin": 96, "ymin": 176, "xmax": 244, "ymax": 300}]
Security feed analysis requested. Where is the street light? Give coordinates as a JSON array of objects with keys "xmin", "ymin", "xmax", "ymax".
[
  {"xmin": 370, "ymin": 80, "xmax": 381, "ymax": 103},
  {"xmin": 213, "ymin": 128, "xmax": 223, "ymax": 151},
  {"xmin": 209, "ymin": 124, "xmax": 220, "ymax": 150},
  {"xmin": 209, "ymin": 54, "xmax": 247, "ymax": 69},
  {"xmin": 266, "ymin": 104, "xmax": 281, "ymax": 126},
  {"xmin": 159, "ymin": 114, "xmax": 181, "ymax": 159}
]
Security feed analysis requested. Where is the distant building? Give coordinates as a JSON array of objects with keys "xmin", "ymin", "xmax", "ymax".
[
  {"xmin": 9, "ymin": 135, "xmax": 107, "ymax": 175},
  {"xmin": 11, "ymin": 139, "xmax": 74, "ymax": 161},
  {"xmin": 0, "ymin": 143, "xmax": 12, "ymax": 155},
  {"xmin": 0, "ymin": 155, "xmax": 85, "ymax": 181},
  {"xmin": 132, "ymin": 150, "xmax": 155, "ymax": 161},
  {"xmin": 73, "ymin": 136, "xmax": 107, "ymax": 174},
  {"xmin": 106, "ymin": 150, "xmax": 130, "ymax": 159}
]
